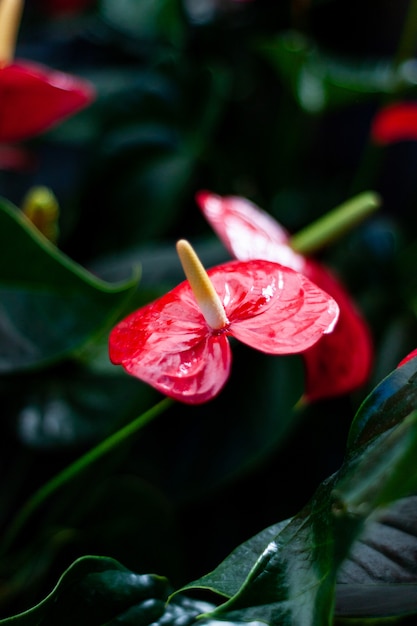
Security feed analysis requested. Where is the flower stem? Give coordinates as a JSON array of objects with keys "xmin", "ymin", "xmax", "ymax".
[
  {"xmin": 289, "ymin": 191, "xmax": 381, "ymax": 256},
  {"xmin": 0, "ymin": 0, "xmax": 24, "ymax": 66},
  {"xmin": 0, "ymin": 396, "xmax": 173, "ymax": 556},
  {"xmin": 393, "ymin": 0, "xmax": 417, "ymax": 70}
]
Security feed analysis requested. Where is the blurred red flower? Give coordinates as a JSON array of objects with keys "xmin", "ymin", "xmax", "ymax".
[
  {"xmin": 0, "ymin": 60, "xmax": 95, "ymax": 142},
  {"xmin": 197, "ymin": 191, "xmax": 373, "ymax": 402},
  {"xmin": 371, "ymin": 102, "xmax": 417, "ymax": 145}
]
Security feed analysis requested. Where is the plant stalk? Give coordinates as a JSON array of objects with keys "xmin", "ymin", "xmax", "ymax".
[
  {"xmin": 289, "ymin": 191, "xmax": 381, "ymax": 256},
  {"xmin": 0, "ymin": 396, "xmax": 173, "ymax": 555}
]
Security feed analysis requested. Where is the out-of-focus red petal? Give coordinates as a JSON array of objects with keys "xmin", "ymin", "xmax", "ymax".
[
  {"xmin": 109, "ymin": 284, "xmax": 231, "ymax": 404},
  {"xmin": 0, "ymin": 61, "xmax": 95, "ymax": 142},
  {"xmin": 371, "ymin": 102, "xmax": 417, "ymax": 145},
  {"xmin": 198, "ymin": 190, "xmax": 373, "ymax": 400},
  {"xmin": 398, "ymin": 348, "xmax": 417, "ymax": 368},
  {"xmin": 301, "ymin": 260, "xmax": 373, "ymax": 402},
  {"xmin": 207, "ymin": 260, "xmax": 339, "ymax": 354},
  {"xmin": 196, "ymin": 190, "xmax": 305, "ymax": 272}
]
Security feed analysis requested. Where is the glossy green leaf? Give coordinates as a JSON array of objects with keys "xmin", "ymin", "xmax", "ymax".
[
  {"xmin": 176, "ymin": 363, "xmax": 417, "ymax": 625},
  {"xmin": 259, "ymin": 32, "xmax": 417, "ymax": 113},
  {"xmin": 332, "ymin": 410, "xmax": 417, "ymax": 565},
  {"xmin": 178, "ymin": 476, "xmax": 338, "ymax": 626},
  {"xmin": 336, "ymin": 496, "xmax": 417, "ymax": 618},
  {"xmin": 0, "ymin": 554, "xmax": 225, "ymax": 626},
  {"xmin": 0, "ymin": 197, "xmax": 138, "ymax": 373},
  {"xmin": 346, "ymin": 354, "xmax": 417, "ymax": 452},
  {"xmin": 190, "ymin": 495, "xmax": 417, "ymax": 619},
  {"xmin": 107, "ymin": 595, "xmax": 218, "ymax": 626},
  {"xmin": 179, "ymin": 519, "xmax": 292, "ymax": 600},
  {"xmin": 0, "ymin": 556, "xmax": 169, "ymax": 626}
]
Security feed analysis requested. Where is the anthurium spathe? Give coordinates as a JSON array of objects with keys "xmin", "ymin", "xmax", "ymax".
[
  {"xmin": 371, "ymin": 101, "xmax": 417, "ymax": 145},
  {"xmin": 0, "ymin": 0, "xmax": 95, "ymax": 142},
  {"xmin": 0, "ymin": 60, "xmax": 95, "ymax": 142},
  {"xmin": 398, "ymin": 348, "xmax": 417, "ymax": 367},
  {"xmin": 197, "ymin": 191, "xmax": 373, "ymax": 402},
  {"xmin": 109, "ymin": 240, "xmax": 339, "ymax": 404}
]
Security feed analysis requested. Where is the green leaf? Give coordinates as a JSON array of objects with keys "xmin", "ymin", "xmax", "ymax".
[
  {"xmin": 346, "ymin": 354, "xmax": 417, "ymax": 452},
  {"xmin": 184, "ymin": 479, "xmax": 338, "ymax": 626},
  {"xmin": 100, "ymin": 0, "xmax": 185, "ymax": 46},
  {"xmin": 336, "ymin": 583, "xmax": 417, "ymax": 619},
  {"xmin": 177, "ymin": 362, "xmax": 417, "ymax": 625},
  {"xmin": 336, "ymin": 496, "xmax": 417, "ymax": 618},
  {"xmin": 258, "ymin": 32, "xmax": 417, "ymax": 113},
  {"xmin": 5, "ymin": 362, "xmax": 417, "ymax": 625},
  {"xmin": 0, "ymin": 197, "xmax": 138, "ymax": 373},
  {"xmin": 0, "ymin": 556, "xmax": 169, "ymax": 626},
  {"xmin": 334, "ymin": 411, "xmax": 417, "ymax": 519},
  {"xmin": 107, "ymin": 595, "xmax": 217, "ymax": 626},
  {"xmin": 179, "ymin": 519, "xmax": 292, "ymax": 601},
  {"xmin": 0, "ymin": 554, "xmax": 221, "ymax": 626}
]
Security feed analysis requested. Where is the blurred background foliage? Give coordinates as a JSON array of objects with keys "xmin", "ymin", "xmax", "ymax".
[{"xmin": 2, "ymin": 0, "xmax": 417, "ymax": 619}]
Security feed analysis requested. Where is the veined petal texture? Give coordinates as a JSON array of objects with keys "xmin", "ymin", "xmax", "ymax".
[
  {"xmin": 197, "ymin": 191, "xmax": 305, "ymax": 271},
  {"xmin": 208, "ymin": 260, "xmax": 339, "ymax": 354},
  {"xmin": 109, "ymin": 285, "xmax": 231, "ymax": 404}
]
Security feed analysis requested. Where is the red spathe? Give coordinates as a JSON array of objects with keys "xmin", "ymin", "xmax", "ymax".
[
  {"xmin": 109, "ymin": 259, "xmax": 339, "ymax": 404},
  {"xmin": 0, "ymin": 60, "xmax": 95, "ymax": 142}
]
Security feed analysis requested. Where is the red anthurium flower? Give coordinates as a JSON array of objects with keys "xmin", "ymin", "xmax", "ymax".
[
  {"xmin": 371, "ymin": 102, "xmax": 417, "ymax": 145},
  {"xmin": 398, "ymin": 348, "xmax": 417, "ymax": 367},
  {"xmin": 0, "ymin": 60, "xmax": 95, "ymax": 142},
  {"xmin": 109, "ymin": 239, "xmax": 339, "ymax": 404},
  {"xmin": 196, "ymin": 191, "xmax": 373, "ymax": 402}
]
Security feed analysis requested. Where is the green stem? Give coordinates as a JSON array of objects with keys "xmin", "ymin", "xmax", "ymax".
[
  {"xmin": 393, "ymin": 0, "xmax": 417, "ymax": 70},
  {"xmin": 0, "ymin": 396, "xmax": 173, "ymax": 556},
  {"xmin": 289, "ymin": 191, "xmax": 381, "ymax": 256}
]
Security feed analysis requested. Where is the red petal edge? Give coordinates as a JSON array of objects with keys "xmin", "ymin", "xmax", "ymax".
[
  {"xmin": 398, "ymin": 348, "xmax": 417, "ymax": 368},
  {"xmin": 197, "ymin": 190, "xmax": 373, "ymax": 401},
  {"xmin": 0, "ymin": 61, "xmax": 95, "ymax": 142},
  {"xmin": 302, "ymin": 261, "xmax": 373, "ymax": 402},
  {"xmin": 196, "ymin": 190, "xmax": 305, "ymax": 272},
  {"xmin": 371, "ymin": 102, "xmax": 417, "ymax": 145},
  {"xmin": 207, "ymin": 259, "xmax": 339, "ymax": 354},
  {"xmin": 109, "ymin": 258, "xmax": 340, "ymax": 403},
  {"xmin": 109, "ymin": 284, "xmax": 232, "ymax": 404}
]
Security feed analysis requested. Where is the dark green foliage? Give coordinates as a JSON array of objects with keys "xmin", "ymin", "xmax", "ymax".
[{"xmin": 2, "ymin": 1, "xmax": 417, "ymax": 625}]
